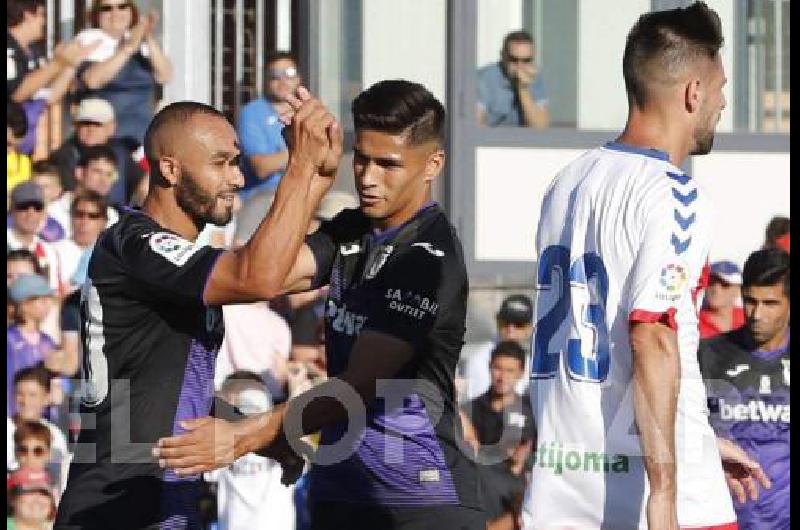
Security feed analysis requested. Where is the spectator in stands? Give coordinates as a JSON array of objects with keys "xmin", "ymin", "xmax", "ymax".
[
  {"xmin": 461, "ymin": 341, "xmax": 535, "ymax": 530},
  {"xmin": 764, "ymin": 215, "xmax": 790, "ymax": 254},
  {"xmin": 698, "ymin": 248, "xmax": 789, "ymax": 528},
  {"xmin": 10, "ymin": 420, "xmax": 66, "ymax": 495},
  {"xmin": 7, "ymin": 249, "xmax": 44, "ymax": 287},
  {"xmin": 49, "ymin": 144, "xmax": 122, "ymax": 235},
  {"xmin": 7, "ymin": 182, "xmax": 61, "ymax": 291},
  {"xmin": 8, "ymin": 99, "xmax": 32, "ymax": 194},
  {"xmin": 237, "ymin": 50, "xmax": 301, "ymax": 198},
  {"xmin": 8, "ymin": 366, "xmax": 70, "ymax": 469},
  {"xmin": 699, "ymin": 260, "xmax": 745, "ymax": 339},
  {"xmin": 7, "ymin": 0, "xmax": 98, "ymax": 153},
  {"xmin": 477, "ymin": 30, "xmax": 549, "ymax": 128},
  {"xmin": 207, "ymin": 371, "xmax": 297, "ymax": 530},
  {"xmin": 49, "ymin": 97, "xmax": 143, "ymax": 203},
  {"xmin": 6, "ymin": 275, "xmax": 68, "ymax": 414},
  {"xmin": 29, "ymin": 160, "xmax": 68, "ymax": 242},
  {"xmin": 53, "ymin": 191, "xmax": 109, "ymax": 295},
  {"xmin": 6, "ymin": 467, "xmax": 57, "ymax": 529},
  {"xmin": 460, "ymin": 294, "xmax": 534, "ymax": 401},
  {"xmin": 74, "ymin": 0, "xmax": 172, "ymax": 146}
]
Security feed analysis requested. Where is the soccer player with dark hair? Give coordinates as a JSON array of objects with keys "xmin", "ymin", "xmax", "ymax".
[
  {"xmin": 699, "ymin": 248, "xmax": 789, "ymax": 528},
  {"xmin": 522, "ymin": 2, "xmax": 767, "ymax": 528},
  {"xmin": 55, "ymin": 96, "xmax": 340, "ymax": 529},
  {"xmin": 156, "ymin": 80, "xmax": 485, "ymax": 529}
]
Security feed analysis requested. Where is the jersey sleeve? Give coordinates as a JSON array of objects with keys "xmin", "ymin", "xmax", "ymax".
[
  {"xmin": 624, "ymin": 184, "xmax": 692, "ymax": 331},
  {"xmin": 115, "ymin": 221, "xmax": 224, "ymax": 304},
  {"xmin": 305, "ymin": 209, "xmax": 367, "ymax": 289},
  {"xmin": 363, "ymin": 243, "xmax": 467, "ymax": 348}
]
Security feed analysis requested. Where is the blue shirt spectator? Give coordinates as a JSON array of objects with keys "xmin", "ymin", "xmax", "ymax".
[
  {"xmin": 237, "ymin": 98, "xmax": 287, "ymax": 196},
  {"xmin": 236, "ymin": 50, "xmax": 301, "ymax": 198},
  {"xmin": 477, "ymin": 30, "xmax": 550, "ymax": 128}
]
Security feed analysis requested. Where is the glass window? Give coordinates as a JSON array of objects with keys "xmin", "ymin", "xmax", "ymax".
[{"xmin": 474, "ymin": 0, "xmax": 790, "ymax": 133}]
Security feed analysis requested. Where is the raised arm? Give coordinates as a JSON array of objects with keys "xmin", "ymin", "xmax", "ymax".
[
  {"xmin": 630, "ymin": 321, "xmax": 680, "ymax": 530},
  {"xmin": 80, "ymin": 20, "xmax": 148, "ymax": 90},
  {"xmin": 203, "ymin": 92, "xmax": 341, "ymax": 305},
  {"xmin": 142, "ymin": 12, "xmax": 172, "ymax": 85}
]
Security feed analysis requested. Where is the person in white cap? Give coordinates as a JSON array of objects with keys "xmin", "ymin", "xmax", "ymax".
[{"xmin": 49, "ymin": 96, "xmax": 144, "ymax": 204}]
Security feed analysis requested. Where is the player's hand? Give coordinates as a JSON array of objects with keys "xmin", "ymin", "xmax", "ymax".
[
  {"xmin": 154, "ymin": 416, "xmax": 243, "ymax": 476},
  {"xmin": 281, "ymin": 87, "xmax": 342, "ymax": 176},
  {"xmin": 717, "ymin": 436, "xmax": 771, "ymax": 504},
  {"xmin": 645, "ymin": 489, "xmax": 679, "ymax": 530}
]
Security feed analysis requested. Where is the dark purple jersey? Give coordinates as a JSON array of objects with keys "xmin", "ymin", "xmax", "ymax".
[
  {"xmin": 698, "ymin": 327, "xmax": 790, "ymax": 530},
  {"xmin": 305, "ymin": 204, "xmax": 481, "ymax": 510}
]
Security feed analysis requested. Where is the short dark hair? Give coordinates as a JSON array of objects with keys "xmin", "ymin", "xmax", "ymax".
[
  {"xmin": 352, "ymin": 80, "xmax": 445, "ymax": 147},
  {"xmin": 78, "ymin": 144, "xmax": 117, "ymax": 168},
  {"xmin": 490, "ymin": 340, "xmax": 527, "ymax": 367},
  {"xmin": 8, "ymin": 0, "xmax": 45, "ymax": 28},
  {"xmin": 623, "ymin": 1, "xmax": 723, "ymax": 108},
  {"xmin": 89, "ymin": 0, "xmax": 139, "ymax": 29},
  {"xmin": 13, "ymin": 365, "xmax": 51, "ymax": 392},
  {"xmin": 765, "ymin": 216, "xmax": 790, "ymax": 247},
  {"xmin": 7, "ymin": 249, "xmax": 44, "ymax": 276},
  {"xmin": 742, "ymin": 248, "xmax": 790, "ymax": 297},
  {"xmin": 70, "ymin": 190, "xmax": 109, "ymax": 218},
  {"xmin": 502, "ymin": 30, "xmax": 534, "ymax": 55},
  {"xmin": 8, "ymin": 99, "xmax": 28, "ymax": 139},
  {"xmin": 31, "ymin": 160, "xmax": 60, "ymax": 178},
  {"xmin": 265, "ymin": 50, "xmax": 297, "ymax": 68},
  {"xmin": 14, "ymin": 420, "xmax": 51, "ymax": 448},
  {"xmin": 143, "ymin": 101, "xmax": 228, "ymax": 186}
]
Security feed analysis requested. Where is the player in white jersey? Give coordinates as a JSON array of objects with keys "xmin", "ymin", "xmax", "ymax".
[{"xmin": 522, "ymin": 3, "xmax": 769, "ymax": 529}]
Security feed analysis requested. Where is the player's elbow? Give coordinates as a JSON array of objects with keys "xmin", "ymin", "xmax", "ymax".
[{"xmin": 630, "ymin": 322, "xmax": 680, "ymax": 374}]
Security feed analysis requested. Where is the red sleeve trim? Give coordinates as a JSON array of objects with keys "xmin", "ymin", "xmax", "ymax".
[{"xmin": 629, "ymin": 308, "xmax": 678, "ymax": 331}]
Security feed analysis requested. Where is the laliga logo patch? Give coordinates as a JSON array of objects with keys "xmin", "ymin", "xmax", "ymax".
[
  {"xmin": 149, "ymin": 232, "xmax": 202, "ymax": 267},
  {"xmin": 658, "ymin": 263, "xmax": 687, "ymax": 295}
]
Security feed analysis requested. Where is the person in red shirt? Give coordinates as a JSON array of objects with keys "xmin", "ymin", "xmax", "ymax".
[{"xmin": 699, "ymin": 260, "xmax": 745, "ymax": 338}]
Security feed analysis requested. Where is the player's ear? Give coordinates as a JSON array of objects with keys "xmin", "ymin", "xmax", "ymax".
[
  {"xmin": 158, "ymin": 156, "xmax": 180, "ymax": 186},
  {"xmin": 424, "ymin": 148, "xmax": 446, "ymax": 183},
  {"xmin": 685, "ymin": 77, "xmax": 702, "ymax": 114}
]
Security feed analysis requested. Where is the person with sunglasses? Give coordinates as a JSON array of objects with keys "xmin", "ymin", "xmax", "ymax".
[
  {"xmin": 237, "ymin": 50, "xmax": 302, "ymax": 199},
  {"xmin": 74, "ymin": 0, "xmax": 173, "ymax": 146},
  {"xmin": 8, "ymin": 368, "xmax": 72, "ymax": 496},
  {"xmin": 7, "ymin": 182, "xmax": 62, "ymax": 294},
  {"xmin": 477, "ymin": 30, "xmax": 550, "ymax": 128}
]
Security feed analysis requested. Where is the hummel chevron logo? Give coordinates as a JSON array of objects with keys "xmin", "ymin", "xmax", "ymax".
[
  {"xmin": 667, "ymin": 171, "xmax": 692, "ymax": 185},
  {"xmin": 674, "ymin": 210, "xmax": 696, "ymax": 231},
  {"xmin": 672, "ymin": 188, "xmax": 698, "ymax": 206},
  {"xmin": 671, "ymin": 234, "xmax": 692, "ymax": 254}
]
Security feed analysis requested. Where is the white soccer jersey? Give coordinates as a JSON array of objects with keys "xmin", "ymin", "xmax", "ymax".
[{"xmin": 522, "ymin": 142, "xmax": 735, "ymax": 529}]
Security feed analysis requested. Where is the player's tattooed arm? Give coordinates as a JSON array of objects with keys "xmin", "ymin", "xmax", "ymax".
[{"xmin": 630, "ymin": 321, "xmax": 681, "ymax": 530}]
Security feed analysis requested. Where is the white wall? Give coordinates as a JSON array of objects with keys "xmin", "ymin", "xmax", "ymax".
[
  {"xmin": 162, "ymin": 0, "xmax": 211, "ymax": 105},
  {"xmin": 476, "ymin": 0, "xmax": 524, "ymax": 68},
  {"xmin": 577, "ymin": 0, "xmax": 649, "ymax": 130},
  {"xmin": 474, "ymin": 147, "xmax": 790, "ymax": 267},
  {"xmin": 692, "ymin": 151, "xmax": 790, "ymax": 266},
  {"xmin": 475, "ymin": 147, "xmax": 584, "ymax": 261},
  {"xmin": 361, "ymin": 0, "xmax": 447, "ymax": 104}
]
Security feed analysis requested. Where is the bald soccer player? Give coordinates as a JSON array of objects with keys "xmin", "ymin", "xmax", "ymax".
[{"xmin": 55, "ymin": 96, "xmax": 342, "ymax": 530}]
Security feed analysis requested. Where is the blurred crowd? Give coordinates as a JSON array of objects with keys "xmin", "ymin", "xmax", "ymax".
[{"xmin": 6, "ymin": 1, "xmax": 791, "ymax": 529}]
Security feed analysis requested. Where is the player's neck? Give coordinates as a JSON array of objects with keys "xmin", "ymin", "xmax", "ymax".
[
  {"xmin": 753, "ymin": 326, "xmax": 789, "ymax": 353},
  {"xmin": 618, "ymin": 111, "xmax": 690, "ymax": 167},
  {"xmin": 371, "ymin": 194, "xmax": 432, "ymax": 233},
  {"xmin": 142, "ymin": 193, "xmax": 201, "ymax": 241}
]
